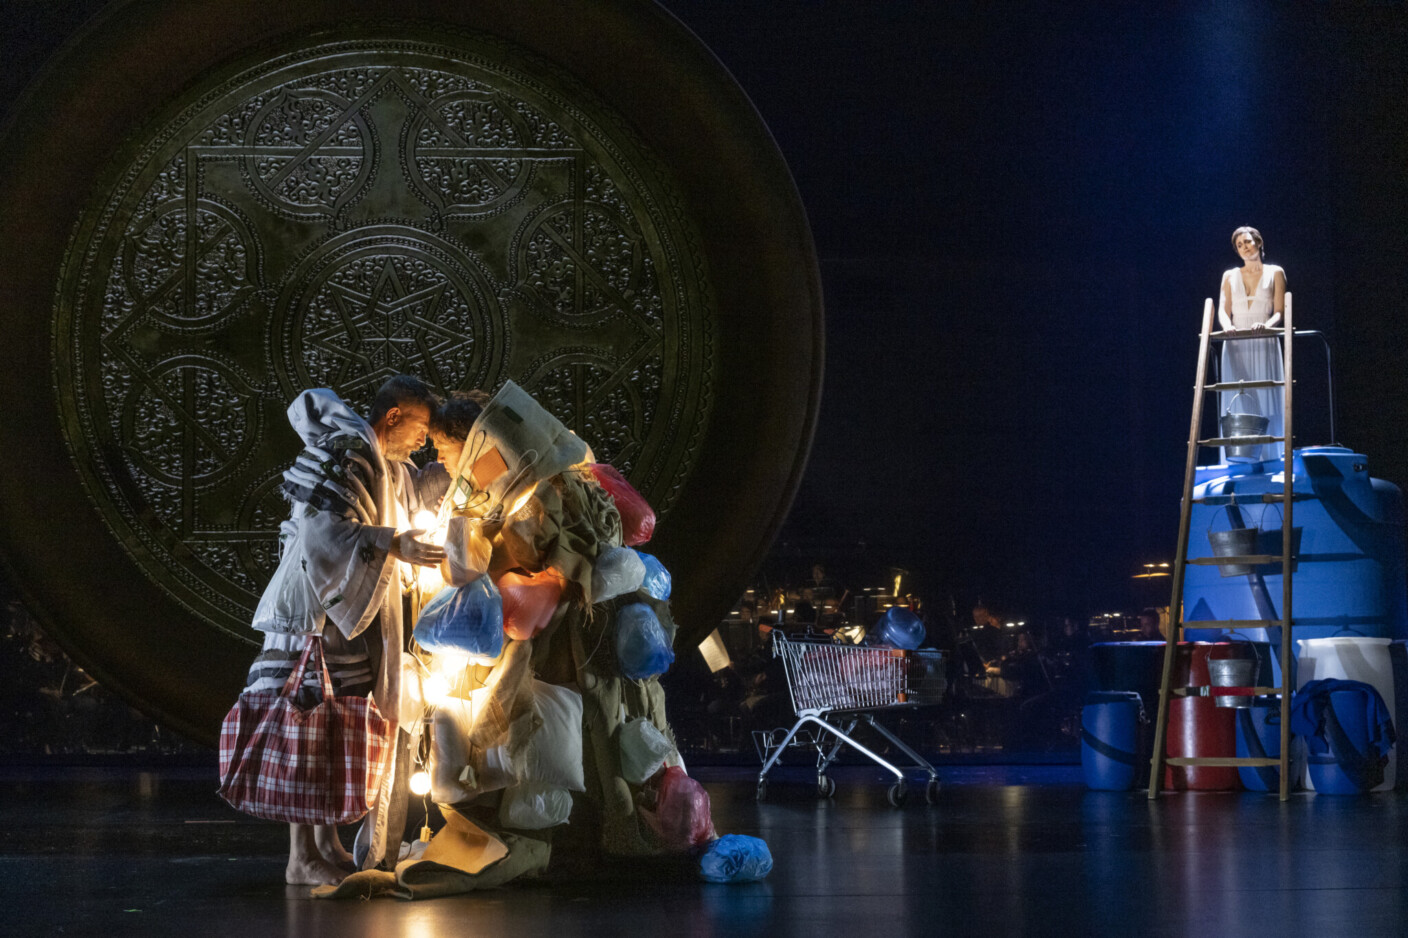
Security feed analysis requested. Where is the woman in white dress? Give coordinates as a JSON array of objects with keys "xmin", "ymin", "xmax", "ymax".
[{"xmin": 1217, "ymin": 226, "xmax": 1286, "ymax": 462}]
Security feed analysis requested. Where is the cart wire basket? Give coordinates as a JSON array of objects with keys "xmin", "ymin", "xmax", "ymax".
[{"xmin": 753, "ymin": 632, "xmax": 947, "ymax": 806}]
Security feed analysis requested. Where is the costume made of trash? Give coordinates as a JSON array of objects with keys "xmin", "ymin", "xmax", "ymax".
[{"xmin": 289, "ymin": 381, "xmax": 771, "ymax": 899}]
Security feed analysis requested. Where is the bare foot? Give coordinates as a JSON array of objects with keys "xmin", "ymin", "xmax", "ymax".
[
  {"xmin": 285, "ymin": 856, "xmax": 347, "ymax": 886},
  {"xmin": 315, "ymin": 827, "xmax": 357, "ymax": 872}
]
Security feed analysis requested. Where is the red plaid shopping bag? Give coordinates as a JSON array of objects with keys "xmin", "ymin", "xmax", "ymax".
[{"xmin": 218, "ymin": 636, "xmax": 393, "ymax": 825}]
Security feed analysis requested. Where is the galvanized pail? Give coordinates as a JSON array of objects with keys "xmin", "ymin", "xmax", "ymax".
[
  {"xmin": 1208, "ymin": 503, "xmax": 1260, "ymax": 577},
  {"xmin": 1208, "ymin": 657, "xmax": 1257, "ymax": 708},
  {"xmin": 1220, "ymin": 390, "xmax": 1270, "ymax": 461}
]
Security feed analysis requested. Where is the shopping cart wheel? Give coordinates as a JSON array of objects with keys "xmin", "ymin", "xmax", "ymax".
[
  {"xmin": 755, "ymin": 779, "xmax": 768, "ymax": 802},
  {"xmin": 816, "ymin": 775, "xmax": 836, "ymax": 799},
  {"xmin": 925, "ymin": 778, "xmax": 941, "ymax": 804},
  {"xmin": 886, "ymin": 780, "xmax": 908, "ymax": 807}
]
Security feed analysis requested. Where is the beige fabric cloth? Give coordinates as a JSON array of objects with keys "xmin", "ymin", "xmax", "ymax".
[{"xmin": 311, "ymin": 806, "xmax": 550, "ymax": 901}]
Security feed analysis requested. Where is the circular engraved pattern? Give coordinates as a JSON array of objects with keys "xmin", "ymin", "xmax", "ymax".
[
  {"xmin": 271, "ymin": 226, "xmax": 503, "ymax": 413},
  {"xmin": 54, "ymin": 35, "xmax": 715, "ymax": 636}
]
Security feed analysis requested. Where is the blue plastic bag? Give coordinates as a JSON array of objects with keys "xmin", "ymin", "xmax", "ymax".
[
  {"xmin": 414, "ymin": 576, "xmax": 504, "ymax": 658},
  {"xmin": 698, "ymin": 834, "xmax": 773, "ymax": 883},
  {"xmin": 636, "ymin": 551, "xmax": 672, "ymax": 601},
  {"xmin": 616, "ymin": 602, "xmax": 675, "ymax": 680},
  {"xmin": 873, "ymin": 606, "xmax": 925, "ymax": 650}
]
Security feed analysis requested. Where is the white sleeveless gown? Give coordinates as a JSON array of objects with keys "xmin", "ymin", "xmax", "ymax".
[{"xmin": 1219, "ymin": 266, "xmax": 1285, "ymax": 462}]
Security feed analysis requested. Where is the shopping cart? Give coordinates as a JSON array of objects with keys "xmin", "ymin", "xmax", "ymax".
[{"xmin": 754, "ymin": 632, "xmax": 947, "ymax": 806}]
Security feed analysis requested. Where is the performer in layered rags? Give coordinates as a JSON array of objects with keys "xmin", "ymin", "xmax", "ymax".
[
  {"xmin": 1217, "ymin": 226, "xmax": 1287, "ymax": 462},
  {"xmin": 244, "ymin": 375, "xmax": 446, "ymax": 885}
]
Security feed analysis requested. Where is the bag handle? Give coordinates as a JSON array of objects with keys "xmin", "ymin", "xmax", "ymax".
[{"xmin": 281, "ymin": 635, "xmax": 335, "ymax": 701}]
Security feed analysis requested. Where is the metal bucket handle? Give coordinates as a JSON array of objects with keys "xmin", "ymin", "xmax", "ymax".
[
  {"xmin": 1223, "ymin": 388, "xmax": 1261, "ymax": 418},
  {"xmin": 1206, "ymin": 498, "xmax": 1263, "ymax": 536}
]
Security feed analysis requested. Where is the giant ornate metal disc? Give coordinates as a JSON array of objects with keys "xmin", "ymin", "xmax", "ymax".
[{"xmin": 0, "ymin": 0, "xmax": 822, "ymax": 744}]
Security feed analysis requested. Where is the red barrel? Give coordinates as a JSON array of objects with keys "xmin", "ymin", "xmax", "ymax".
[{"xmin": 1163, "ymin": 643, "xmax": 1248, "ymax": 791}]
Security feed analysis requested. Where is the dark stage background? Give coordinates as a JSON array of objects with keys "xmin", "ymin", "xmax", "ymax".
[
  {"xmin": 2, "ymin": 1, "xmax": 1406, "ymax": 625},
  {"xmin": 654, "ymin": 0, "xmax": 1408, "ymax": 619}
]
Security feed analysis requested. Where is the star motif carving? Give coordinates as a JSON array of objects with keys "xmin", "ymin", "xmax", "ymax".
[{"xmin": 304, "ymin": 258, "xmax": 470, "ymax": 393}]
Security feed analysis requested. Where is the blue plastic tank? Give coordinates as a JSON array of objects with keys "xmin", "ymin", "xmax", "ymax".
[{"xmin": 1182, "ymin": 447, "xmax": 1408, "ymax": 643}]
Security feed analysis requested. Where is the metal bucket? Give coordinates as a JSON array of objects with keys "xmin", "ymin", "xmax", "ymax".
[
  {"xmin": 1220, "ymin": 390, "xmax": 1270, "ymax": 461},
  {"xmin": 1209, "ymin": 527, "xmax": 1258, "ymax": 577},
  {"xmin": 1220, "ymin": 411, "xmax": 1270, "ymax": 460},
  {"xmin": 1208, "ymin": 658, "xmax": 1257, "ymax": 708}
]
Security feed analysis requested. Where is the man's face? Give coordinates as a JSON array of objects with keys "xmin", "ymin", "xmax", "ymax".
[{"xmin": 379, "ymin": 403, "xmax": 431, "ymax": 461}]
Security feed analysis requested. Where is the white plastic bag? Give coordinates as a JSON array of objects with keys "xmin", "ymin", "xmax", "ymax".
[
  {"xmin": 619, "ymin": 716, "xmax": 674, "ymax": 785},
  {"xmin": 429, "ymin": 690, "xmax": 518, "ymax": 805},
  {"xmin": 591, "ymin": 546, "xmax": 646, "ymax": 604},
  {"xmin": 250, "ymin": 519, "xmax": 325, "ymax": 634},
  {"xmin": 500, "ymin": 783, "xmax": 573, "ymax": 830},
  {"xmin": 522, "ymin": 682, "xmax": 586, "ymax": 792},
  {"xmin": 431, "ymin": 681, "xmax": 584, "ymax": 805},
  {"xmin": 443, "ymin": 516, "xmax": 493, "ymax": 586}
]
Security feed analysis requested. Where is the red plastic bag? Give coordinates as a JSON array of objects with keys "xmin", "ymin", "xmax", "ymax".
[
  {"xmin": 497, "ymin": 569, "xmax": 564, "ymax": 641},
  {"xmin": 641, "ymin": 766, "xmax": 715, "ymax": 851},
  {"xmin": 588, "ymin": 463, "xmax": 656, "ymax": 546}
]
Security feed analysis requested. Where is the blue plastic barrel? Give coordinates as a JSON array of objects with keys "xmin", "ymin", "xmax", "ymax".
[
  {"xmin": 1306, "ymin": 687, "xmax": 1390, "ymax": 794},
  {"xmin": 1230, "ymin": 641, "xmax": 1282, "ymax": 791},
  {"xmin": 1183, "ymin": 447, "xmax": 1408, "ymax": 642},
  {"xmin": 1235, "ymin": 700, "xmax": 1282, "ymax": 792},
  {"xmin": 1391, "ymin": 641, "xmax": 1408, "ymax": 791},
  {"xmin": 1082, "ymin": 691, "xmax": 1143, "ymax": 790}
]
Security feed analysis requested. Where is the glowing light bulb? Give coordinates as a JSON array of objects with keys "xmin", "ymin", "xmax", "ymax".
[
  {"xmin": 507, "ymin": 488, "xmax": 536, "ymax": 517},
  {"xmin": 413, "ymin": 509, "xmax": 437, "ymax": 532},
  {"xmin": 424, "ymin": 673, "xmax": 451, "ymax": 706},
  {"xmin": 409, "ymin": 771, "xmax": 431, "ymax": 796}
]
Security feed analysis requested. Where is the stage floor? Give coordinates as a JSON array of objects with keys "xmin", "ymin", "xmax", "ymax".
[{"xmin": 2, "ymin": 764, "xmax": 1407, "ymax": 937}]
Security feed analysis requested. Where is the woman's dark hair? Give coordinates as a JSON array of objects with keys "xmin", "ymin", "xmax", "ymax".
[
  {"xmin": 1231, "ymin": 225, "xmax": 1264, "ymax": 258},
  {"xmin": 430, "ymin": 390, "xmax": 489, "ymax": 440}
]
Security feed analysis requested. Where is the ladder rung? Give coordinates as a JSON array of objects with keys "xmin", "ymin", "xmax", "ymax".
[
  {"xmin": 1172, "ymin": 686, "xmax": 1285, "ymax": 697},
  {"xmin": 1165, "ymin": 757, "xmax": 1282, "ymax": 767},
  {"xmin": 1191, "ymin": 493, "xmax": 1304, "ymax": 505},
  {"xmin": 1180, "ymin": 619, "xmax": 1291, "ymax": 629},
  {"xmin": 1197, "ymin": 436, "xmax": 1283, "ymax": 447},
  {"xmin": 1210, "ymin": 329, "xmax": 1287, "ymax": 341},
  {"xmin": 1204, "ymin": 380, "xmax": 1285, "ymax": 391},
  {"xmin": 1186, "ymin": 555, "xmax": 1280, "ymax": 566}
]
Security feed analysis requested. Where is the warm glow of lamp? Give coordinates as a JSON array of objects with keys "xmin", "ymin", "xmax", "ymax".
[
  {"xmin": 412, "ymin": 509, "xmax": 446, "ymax": 547},
  {"xmin": 507, "ymin": 488, "xmax": 536, "ymax": 517},
  {"xmin": 423, "ymin": 673, "xmax": 451, "ymax": 707},
  {"xmin": 409, "ymin": 771, "xmax": 431, "ymax": 796}
]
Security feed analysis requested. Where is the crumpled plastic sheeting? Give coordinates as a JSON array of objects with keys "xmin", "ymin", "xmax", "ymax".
[
  {"xmin": 592, "ymin": 546, "xmax": 646, "ymax": 604},
  {"xmin": 698, "ymin": 834, "xmax": 773, "ymax": 883},
  {"xmin": 636, "ymin": 551, "xmax": 672, "ymax": 601},
  {"xmin": 413, "ymin": 576, "xmax": 503, "ymax": 658},
  {"xmin": 498, "ymin": 569, "xmax": 564, "ymax": 641},
  {"xmin": 640, "ymin": 766, "xmax": 715, "ymax": 851},
  {"xmin": 588, "ymin": 463, "xmax": 655, "ymax": 546},
  {"xmin": 616, "ymin": 602, "xmax": 675, "ymax": 680}
]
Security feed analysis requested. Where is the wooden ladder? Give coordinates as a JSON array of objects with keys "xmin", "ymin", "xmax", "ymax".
[{"xmin": 1148, "ymin": 293, "xmax": 1296, "ymax": 800}]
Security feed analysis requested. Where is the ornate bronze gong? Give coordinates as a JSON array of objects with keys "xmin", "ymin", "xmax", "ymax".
[{"xmin": 0, "ymin": 0, "xmax": 822, "ymax": 743}]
